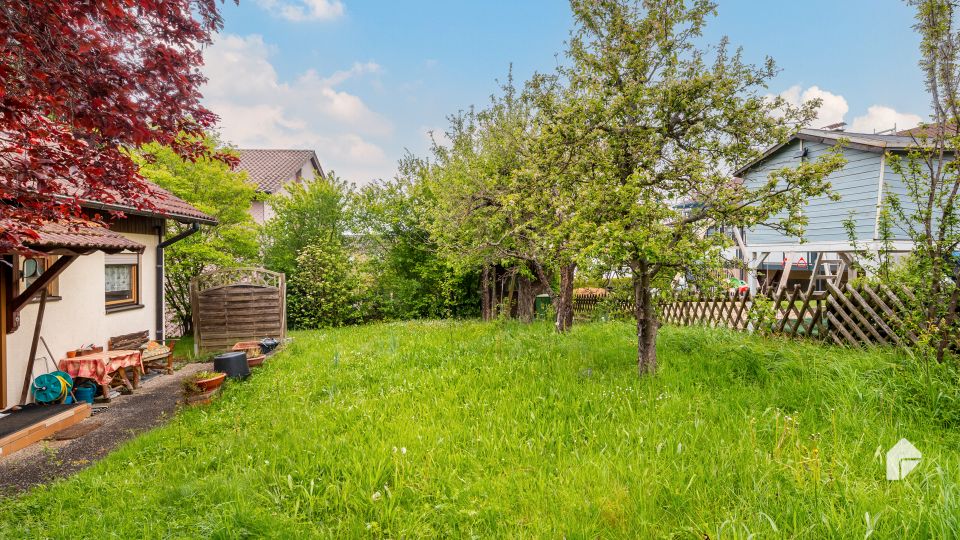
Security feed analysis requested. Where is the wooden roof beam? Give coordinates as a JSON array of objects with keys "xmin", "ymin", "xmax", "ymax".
[{"xmin": 7, "ymin": 255, "xmax": 77, "ymax": 333}]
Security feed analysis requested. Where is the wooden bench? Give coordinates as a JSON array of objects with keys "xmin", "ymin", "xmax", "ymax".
[{"xmin": 108, "ymin": 331, "xmax": 177, "ymax": 376}]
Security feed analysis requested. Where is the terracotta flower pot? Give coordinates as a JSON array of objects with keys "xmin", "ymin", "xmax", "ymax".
[
  {"xmin": 232, "ymin": 341, "xmax": 263, "ymax": 357},
  {"xmin": 184, "ymin": 387, "xmax": 218, "ymax": 406},
  {"xmin": 247, "ymin": 355, "xmax": 266, "ymax": 368},
  {"xmin": 195, "ymin": 372, "xmax": 226, "ymax": 392}
]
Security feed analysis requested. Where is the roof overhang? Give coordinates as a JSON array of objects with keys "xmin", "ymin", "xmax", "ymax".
[
  {"xmin": 21, "ymin": 221, "xmax": 146, "ymax": 256},
  {"xmin": 79, "ymin": 199, "xmax": 217, "ymax": 226},
  {"xmin": 733, "ymin": 128, "xmax": 948, "ymax": 178},
  {"xmin": 4, "ymin": 221, "xmax": 146, "ymax": 333},
  {"xmin": 310, "ymin": 155, "xmax": 326, "ymax": 179}
]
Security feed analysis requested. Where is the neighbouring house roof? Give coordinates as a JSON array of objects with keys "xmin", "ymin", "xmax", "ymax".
[
  {"xmin": 235, "ymin": 149, "xmax": 324, "ymax": 193},
  {"xmin": 574, "ymin": 287, "xmax": 608, "ymax": 296},
  {"xmin": 897, "ymin": 122, "xmax": 958, "ymax": 138},
  {"xmin": 77, "ymin": 182, "xmax": 217, "ymax": 225},
  {"xmin": 25, "ymin": 221, "xmax": 146, "ymax": 255},
  {"xmin": 733, "ymin": 128, "xmax": 941, "ymax": 177}
]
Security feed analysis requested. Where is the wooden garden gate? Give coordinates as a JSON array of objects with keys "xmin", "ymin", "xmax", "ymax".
[{"xmin": 190, "ymin": 268, "xmax": 286, "ymax": 353}]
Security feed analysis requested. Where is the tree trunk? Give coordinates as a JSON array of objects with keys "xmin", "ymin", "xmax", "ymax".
[
  {"xmin": 496, "ymin": 267, "xmax": 505, "ymax": 318},
  {"xmin": 555, "ymin": 263, "xmax": 576, "ymax": 333},
  {"xmin": 481, "ymin": 266, "xmax": 492, "ymax": 321},
  {"xmin": 516, "ymin": 272, "xmax": 536, "ymax": 323},
  {"xmin": 506, "ymin": 269, "xmax": 517, "ymax": 319},
  {"xmin": 633, "ymin": 259, "xmax": 658, "ymax": 375},
  {"xmin": 531, "ymin": 261, "xmax": 555, "ymax": 302}
]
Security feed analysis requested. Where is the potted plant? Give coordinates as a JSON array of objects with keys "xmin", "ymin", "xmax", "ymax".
[
  {"xmin": 232, "ymin": 341, "xmax": 266, "ymax": 368},
  {"xmin": 181, "ymin": 370, "xmax": 226, "ymax": 406}
]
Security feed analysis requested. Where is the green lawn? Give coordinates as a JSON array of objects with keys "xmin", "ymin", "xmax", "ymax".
[{"xmin": 1, "ymin": 321, "xmax": 958, "ymax": 538}]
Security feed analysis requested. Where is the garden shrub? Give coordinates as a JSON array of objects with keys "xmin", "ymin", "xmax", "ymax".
[{"xmin": 287, "ymin": 242, "xmax": 360, "ymax": 329}]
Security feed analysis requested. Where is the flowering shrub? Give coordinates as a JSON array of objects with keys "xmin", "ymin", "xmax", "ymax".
[{"xmin": 287, "ymin": 242, "xmax": 361, "ymax": 329}]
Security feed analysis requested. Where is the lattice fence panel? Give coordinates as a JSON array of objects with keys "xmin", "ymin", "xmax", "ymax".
[
  {"xmin": 190, "ymin": 268, "xmax": 286, "ymax": 352},
  {"xmin": 575, "ymin": 282, "xmax": 939, "ymax": 350}
]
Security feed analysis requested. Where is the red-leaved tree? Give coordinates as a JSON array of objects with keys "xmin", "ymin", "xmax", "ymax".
[{"xmin": 0, "ymin": 0, "xmax": 236, "ymax": 253}]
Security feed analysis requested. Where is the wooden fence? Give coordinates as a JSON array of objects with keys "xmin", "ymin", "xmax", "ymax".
[
  {"xmin": 190, "ymin": 268, "xmax": 286, "ymax": 352},
  {"xmin": 575, "ymin": 282, "xmax": 926, "ymax": 348},
  {"xmin": 572, "ymin": 293, "xmax": 632, "ymax": 317}
]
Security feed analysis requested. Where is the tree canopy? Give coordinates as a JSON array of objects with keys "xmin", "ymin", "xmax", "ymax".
[
  {"xmin": 261, "ymin": 173, "xmax": 353, "ymax": 277},
  {"xmin": 416, "ymin": 0, "xmax": 846, "ymax": 374},
  {"xmin": 560, "ymin": 0, "xmax": 846, "ymax": 372},
  {"xmin": 1, "ymin": 0, "xmax": 235, "ymax": 253},
  {"xmin": 135, "ymin": 136, "xmax": 260, "ymax": 334}
]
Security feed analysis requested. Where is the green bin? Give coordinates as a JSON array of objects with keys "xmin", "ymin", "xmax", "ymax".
[{"xmin": 534, "ymin": 294, "xmax": 552, "ymax": 319}]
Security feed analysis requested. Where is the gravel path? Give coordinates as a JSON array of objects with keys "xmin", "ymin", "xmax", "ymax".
[{"xmin": 0, "ymin": 362, "xmax": 210, "ymax": 496}]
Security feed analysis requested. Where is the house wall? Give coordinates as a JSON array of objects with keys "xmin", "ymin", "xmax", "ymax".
[
  {"xmin": 744, "ymin": 140, "xmax": 887, "ymax": 246},
  {"xmin": 263, "ymin": 199, "xmax": 278, "ymax": 222},
  {"xmin": 247, "ymin": 163, "xmax": 321, "ymax": 224},
  {"xmin": 880, "ymin": 150, "xmax": 948, "ymax": 239},
  {"xmin": 2, "ymin": 231, "xmax": 160, "ymax": 409},
  {"xmin": 300, "ymin": 163, "xmax": 316, "ymax": 182},
  {"xmin": 249, "ymin": 178, "xmax": 293, "ymax": 225},
  {"xmin": 250, "ymin": 200, "xmax": 266, "ymax": 224},
  {"xmin": 250, "ymin": 197, "xmax": 280, "ymax": 224},
  {"xmin": 1, "ymin": 269, "xmax": 7, "ymax": 408}
]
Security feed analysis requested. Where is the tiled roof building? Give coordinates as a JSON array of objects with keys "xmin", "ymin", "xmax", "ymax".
[{"xmin": 234, "ymin": 149, "xmax": 324, "ymax": 224}]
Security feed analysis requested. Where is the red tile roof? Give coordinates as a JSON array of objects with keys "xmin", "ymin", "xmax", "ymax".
[
  {"xmin": 78, "ymin": 182, "xmax": 217, "ymax": 225},
  {"xmin": 235, "ymin": 149, "xmax": 322, "ymax": 193},
  {"xmin": 25, "ymin": 221, "xmax": 146, "ymax": 254}
]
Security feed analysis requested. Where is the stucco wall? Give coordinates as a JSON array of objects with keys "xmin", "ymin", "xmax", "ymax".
[
  {"xmin": 3, "ymin": 231, "xmax": 160, "ymax": 409},
  {"xmin": 250, "ymin": 200, "xmax": 266, "ymax": 224},
  {"xmin": 247, "ymin": 163, "xmax": 321, "ymax": 225},
  {"xmin": 300, "ymin": 163, "xmax": 315, "ymax": 182},
  {"xmin": 263, "ymin": 199, "xmax": 277, "ymax": 222}
]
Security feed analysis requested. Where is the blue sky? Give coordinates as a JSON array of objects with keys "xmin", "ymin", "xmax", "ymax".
[{"xmin": 202, "ymin": 0, "xmax": 930, "ymax": 185}]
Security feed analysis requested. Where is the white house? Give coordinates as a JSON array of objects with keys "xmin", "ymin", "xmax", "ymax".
[
  {"xmin": 1, "ymin": 185, "xmax": 216, "ymax": 410},
  {"xmin": 235, "ymin": 149, "xmax": 325, "ymax": 224}
]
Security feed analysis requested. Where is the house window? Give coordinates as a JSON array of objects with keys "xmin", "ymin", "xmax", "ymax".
[
  {"xmin": 105, "ymin": 252, "xmax": 139, "ymax": 307},
  {"xmin": 16, "ymin": 255, "xmax": 60, "ymax": 298}
]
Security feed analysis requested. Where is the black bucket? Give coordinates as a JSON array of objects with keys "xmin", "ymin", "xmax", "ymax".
[{"xmin": 213, "ymin": 351, "xmax": 250, "ymax": 379}]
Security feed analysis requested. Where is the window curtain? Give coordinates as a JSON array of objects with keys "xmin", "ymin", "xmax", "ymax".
[{"xmin": 105, "ymin": 265, "xmax": 132, "ymax": 293}]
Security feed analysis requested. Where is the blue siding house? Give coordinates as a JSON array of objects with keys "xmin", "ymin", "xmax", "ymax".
[{"xmin": 734, "ymin": 128, "xmax": 929, "ymax": 290}]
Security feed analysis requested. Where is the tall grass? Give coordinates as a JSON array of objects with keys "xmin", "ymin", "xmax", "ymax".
[{"xmin": 1, "ymin": 321, "xmax": 957, "ymax": 538}]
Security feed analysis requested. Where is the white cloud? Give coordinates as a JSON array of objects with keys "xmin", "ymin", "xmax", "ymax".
[
  {"xmin": 421, "ymin": 126, "xmax": 451, "ymax": 149},
  {"xmin": 776, "ymin": 85, "xmax": 922, "ymax": 134},
  {"xmin": 319, "ymin": 62, "xmax": 381, "ymax": 87},
  {"xmin": 255, "ymin": 0, "xmax": 344, "ymax": 22},
  {"xmin": 777, "ymin": 85, "xmax": 849, "ymax": 128},
  {"xmin": 202, "ymin": 34, "xmax": 394, "ymax": 184},
  {"xmin": 850, "ymin": 105, "xmax": 923, "ymax": 134}
]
